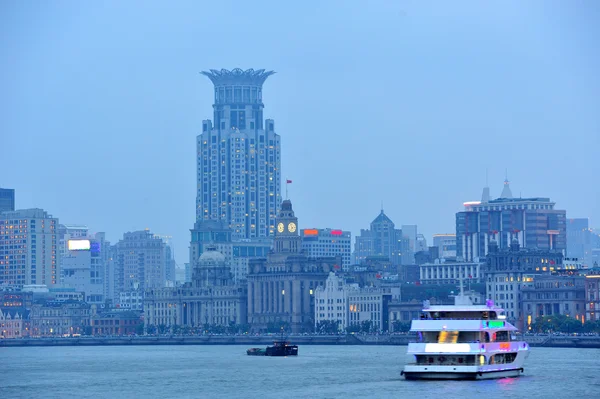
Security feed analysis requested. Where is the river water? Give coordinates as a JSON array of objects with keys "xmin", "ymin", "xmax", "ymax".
[{"xmin": 1, "ymin": 345, "xmax": 598, "ymax": 399}]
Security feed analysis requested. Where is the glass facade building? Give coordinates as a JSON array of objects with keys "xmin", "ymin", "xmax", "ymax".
[{"xmin": 0, "ymin": 188, "xmax": 15, "ymax": 212}]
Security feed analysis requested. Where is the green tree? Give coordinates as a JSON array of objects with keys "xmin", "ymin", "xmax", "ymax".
[{"xmin": 391, "ymin": 320, "xmax": 411, "ymax": 333}]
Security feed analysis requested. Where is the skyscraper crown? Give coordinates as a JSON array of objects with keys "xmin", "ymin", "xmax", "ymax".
[{"xmin": 201, "ymin": 68, "xmax": 275, "ymax": 87}]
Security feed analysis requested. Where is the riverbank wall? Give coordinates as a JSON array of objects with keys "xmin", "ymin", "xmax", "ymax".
[{"xmin": 2, "ymin": 335, "xmax": 600, "ymax": 348}]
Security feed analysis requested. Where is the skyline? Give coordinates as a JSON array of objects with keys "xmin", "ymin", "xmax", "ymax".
[{"xmin": 1, "ymin": 1, "xmax": 598, "ymax": 262}]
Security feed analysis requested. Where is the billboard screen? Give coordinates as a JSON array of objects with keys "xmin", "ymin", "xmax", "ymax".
[{"xmin": 68, "ymin": 239, "xmax": 91, "ymax": 251}]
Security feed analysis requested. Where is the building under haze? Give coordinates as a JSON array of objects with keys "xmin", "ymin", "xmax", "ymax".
[
  {"xmin": 567, "ymin": 218, "xmax": 592, "ymax": 266},
  {"xmin": 0, "ymin": 188, "xmax": 15, "ymax": 212},
  {"xmin": 111, "ymin": 230, "xmax": 168, "ymax": 300},
  {"xmin": 196, "ymin": 68, "xmax": 280, "ymax": 240},
  {"xmin": 456, "ymin": 180, "xmax": 567, "ymax": 262},
  {"xmin": 354, "ymin": 210, "xmax": 406, "ymax": 266},
  {"xmin": 0, "ymin": 208, "xmax": 59, "ymax": 286},
  {"xmin": 432, "ymin": 234, "xmax": 457, "ymax": 259}
]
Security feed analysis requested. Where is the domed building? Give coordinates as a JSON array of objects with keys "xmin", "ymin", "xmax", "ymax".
[{"xmin": 144, "ymin": 246, "xmax": 247, "ymax": 330}]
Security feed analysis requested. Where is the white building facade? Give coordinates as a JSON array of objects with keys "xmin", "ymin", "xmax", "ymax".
[
  {"xmin": 302, "ymin": 228, "xmax": 351, "ymax": 269},
  {"xmin": 315, "ymin": 273, "xmax": 384, "ymax": 332},
  {"xmin": 419, "ymin": 260, "xmax": 484, "ymax": 285}
]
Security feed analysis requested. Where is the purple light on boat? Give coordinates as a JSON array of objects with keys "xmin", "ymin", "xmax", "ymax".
[{"xmin": 486, "ymin": 299, "xmax": 494, "ymax": 308}]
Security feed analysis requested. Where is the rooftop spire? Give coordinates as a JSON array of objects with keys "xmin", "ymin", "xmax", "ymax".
[{"xmin": 499, "ymin": 174, "xmax": 513, "ymax": 199}]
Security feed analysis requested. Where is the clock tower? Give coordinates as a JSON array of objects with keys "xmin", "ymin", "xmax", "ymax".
[{"xmin": 273, "ymin": 199, "xmax": 301, "ymax": 254}]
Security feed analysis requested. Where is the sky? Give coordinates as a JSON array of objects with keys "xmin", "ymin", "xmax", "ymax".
[{"xmin": 1, "ymin": 0, "xmax": 598, "ymax": 265}]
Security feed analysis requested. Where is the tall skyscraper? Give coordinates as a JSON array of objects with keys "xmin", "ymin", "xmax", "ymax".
[
  {"xmin": 456, "ymin": 180, "xmax": 567, "ymax": 262},
  {"xmin": 196, "ymin": 68, "xmax": 281, "ymax": 239},
  {"xmin": 0, "ymin": 188, "xmax": 15, "ymax": 212},
  {"xmin": 0, "ymin": 209, "xmax": 59, "ymax": 286}
]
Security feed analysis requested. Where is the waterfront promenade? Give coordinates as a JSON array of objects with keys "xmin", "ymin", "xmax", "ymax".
[{"xmin": 2, "ymin": 334, "xmax": 600, "ymax": 348}]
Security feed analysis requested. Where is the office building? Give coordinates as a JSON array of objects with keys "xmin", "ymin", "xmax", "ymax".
[
  {"xmin": 196, "ymin": 68, "xmax": 280, "ymax": 239},
  {"xmin": 354, "ymin": 210, "xmax": 406, "ymax": 265},
  {"xmin": 301, "ymin": 228, "xmax": 351, "ymax": 269},
  {"xmin": 0, "ymin": 209, "xmax": 59, "ymax": 286},
  {"xmin": 0, "ymin": 188, "xmax": 15, "ymax": 212},
  {"xmin": 61, "ymin": 235, "xmax": 107, "ymax": 304},
  {"xmin": 112, "ymin": 230, "xmax": 167, "ymax": 299},
  {"xmin": 567, "ymin": 218, "xmax": 593, "ymax": 266},
  {"xmin": 432, "ymin": 234, "xmax": 457, "ymax": 259},
  {"xmin": 58, "ymin": 224, "xmax": 89, "ymax": 257},
  {"xmin": 456, "ymin": 180, "xmax": 567, "ymax": 262}
]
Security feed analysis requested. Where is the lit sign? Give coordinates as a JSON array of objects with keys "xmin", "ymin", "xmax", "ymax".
[
  {"xmin": 463, "ymin": 201, "xmax": 481, "ymax": 206},
  {"xmin": 425, "ymin": 344, "xmax": 472, "ymax": 353},
  {"xmin": 499, "ymin": 343, "xmax": 510, "ymax": 350},
  {"xmin": 90, "ymin": 242, "xmax": 101, "ymax": 252},
  {"xmin": 68, "ymin": 240, "xmax": 91, "ymax": 251},
  {"xmin": 303, "ymin": 229, "xmax": 319, "ymax": 236},
  {"xmin": 331, "ymin": 229, "xmax": 343, "ymax": 236},
  {"xmin": 488, "ymin": 321, "xmax": 505, "ymax": 328}
]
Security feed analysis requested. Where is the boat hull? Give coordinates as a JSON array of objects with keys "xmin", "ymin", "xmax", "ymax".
[{"xmin": 402, "ymin": 367, "xmax": 524, "ymax": 380}]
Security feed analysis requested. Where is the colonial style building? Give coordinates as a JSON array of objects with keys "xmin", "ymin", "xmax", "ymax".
[
  {"xmin": 585, "ymin": 268, "xmax": 600, "ymax": 322},
  {"xmin": 144, "ymin": 246, "xmax": 247, "ymax": 329},
  {"xmin": 521, "ymin": 274, "xmax": 586, "ymax": 330},
  {"xmin": 0, "ymin": 309, "xmax": 23, "ymax": 338},
  {"xmin": 90, "ymin": 309, "xmax": 142, "ymax": 336},
  {"xmin": 247, "ymin": 200, "xmax": 338, "ymax": 333},
  {"xmin": 29, "ymin": 300, "xmax": 90, "ymax": 336},
  {"xmin": 485, "ymin": 239, "xmax": 564, "ymax": 329}
]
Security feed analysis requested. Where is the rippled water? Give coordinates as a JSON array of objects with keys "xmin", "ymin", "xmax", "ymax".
[{"xmin": 1, "ymin": 345, "xmax": 599, "ymax": 399}]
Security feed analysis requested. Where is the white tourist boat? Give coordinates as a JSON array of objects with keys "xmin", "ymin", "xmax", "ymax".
[{"xmin": 402, "ymin": 281, "xmax": 530, "ymax": 380}]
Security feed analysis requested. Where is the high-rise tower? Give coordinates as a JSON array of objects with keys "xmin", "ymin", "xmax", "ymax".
[{"xmin": 196, "ymin": 68, "xmax": 281, "ymax": 239}]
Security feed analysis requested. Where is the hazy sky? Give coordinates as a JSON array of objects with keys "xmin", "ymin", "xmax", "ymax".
[{"xmin": 1, "ymin": 0, "xmax": 598, "ymax": 264}]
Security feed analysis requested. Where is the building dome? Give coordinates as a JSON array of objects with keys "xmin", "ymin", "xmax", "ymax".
[{"xmin": 198, "ymin": 245, "xmax": 226, "ymax": 265}]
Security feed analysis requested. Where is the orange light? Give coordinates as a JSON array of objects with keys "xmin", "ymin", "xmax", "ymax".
[
  {"xmin": 499, "ymin": 343, "xmax": 510, "ymax": 350},
  {"xmin": 303, "ymin": 229, "xmax": 319, "ymax": 236}
]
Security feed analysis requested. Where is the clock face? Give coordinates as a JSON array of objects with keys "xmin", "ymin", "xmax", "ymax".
[
  {"xmin": 277, "ymin": 223, "xmax": 284, "ymax": 233},
  {"xmin": 288, "ymin": 222, "xmax": 297, "ymax": 233}
]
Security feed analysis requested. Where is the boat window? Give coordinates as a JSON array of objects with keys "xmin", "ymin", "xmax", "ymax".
[
  {"xmin": 494, "ymin": 331, "xmax": 509, "ymax": 342},
  {"xmin": 437, "ymin": 330, "xmax": 459, "ymax": 343},
  {"xmin": 489, "ymin": 353, "xmax": 517, "ymax": 364}
]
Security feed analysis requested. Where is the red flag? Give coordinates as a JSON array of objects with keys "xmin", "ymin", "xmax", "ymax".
[{"xmin": 286, "ymin": 179, "xmax": 292, "ymax": 184}]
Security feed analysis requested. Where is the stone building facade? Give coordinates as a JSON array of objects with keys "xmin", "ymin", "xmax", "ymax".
[
  {"xmin": 484, "ymin": 239, "xmax": 564, "ymax": 329},
  {"xmin": 144, "ymin": 246, "xmax": 247, "ymax": 329},
  {"xmin": 247, "ymin": 200, "xmax": 338, "ymax": 333},
  {"xmin": 521, "ymin": 274, "xmax": 586, "ymax": 329}
]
